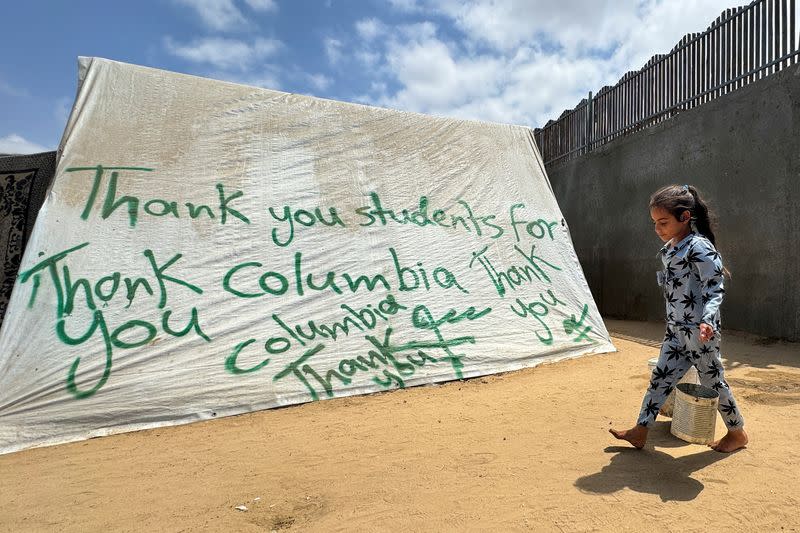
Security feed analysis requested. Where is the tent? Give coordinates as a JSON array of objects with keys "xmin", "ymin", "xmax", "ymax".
[{"xmin": 0, "ymin": 58, "xmax": 614, "ymax": 454}]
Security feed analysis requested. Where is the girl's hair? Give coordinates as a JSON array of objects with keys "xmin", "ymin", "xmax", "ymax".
[{"xmin": 649, "ymin": 184, "xmax": 717, "ymax": 245}]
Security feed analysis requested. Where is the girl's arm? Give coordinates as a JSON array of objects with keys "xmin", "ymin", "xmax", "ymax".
[{"xmin": 692, "ymin": 239, "xmax": 725, "ymax": 328}]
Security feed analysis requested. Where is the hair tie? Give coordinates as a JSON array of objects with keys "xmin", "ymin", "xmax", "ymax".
[{"xmin": 682, "ymin": 184, "xmax": 689, "ymax": 191}]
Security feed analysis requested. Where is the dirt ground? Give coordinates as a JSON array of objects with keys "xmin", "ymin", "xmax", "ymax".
[{"xmin": 1, "ymin": 318, "xmax": 799, "ymax": 532}]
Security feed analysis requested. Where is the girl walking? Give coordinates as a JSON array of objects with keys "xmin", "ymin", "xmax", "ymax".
[{"xmin": 610, "ymin": 184, "xmax": 748, "ymax": 453}]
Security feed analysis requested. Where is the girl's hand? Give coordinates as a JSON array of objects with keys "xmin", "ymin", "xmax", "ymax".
[{"xmin": 699, "ymin": 323, "xmax": 715, "ymax": 343}]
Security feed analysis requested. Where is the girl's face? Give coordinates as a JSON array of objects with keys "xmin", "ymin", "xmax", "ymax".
[{"xmin": 650, "ymin": 206, "xmax": 691, "ymax": 243}]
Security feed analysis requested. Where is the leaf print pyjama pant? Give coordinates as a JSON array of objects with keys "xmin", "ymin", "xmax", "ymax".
[{"xmin": 637, "ymin": 324, "xmax": 745, "ymax": 430}]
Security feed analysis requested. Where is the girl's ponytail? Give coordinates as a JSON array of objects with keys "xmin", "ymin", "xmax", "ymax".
[{"xmin": 686, "ymin": 185, "xmax": 716, "ymax": 246}]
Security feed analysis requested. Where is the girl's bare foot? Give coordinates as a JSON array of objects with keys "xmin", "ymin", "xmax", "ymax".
[
  {"xmin": 709, "ymin": 429, "xmax": 748, "ymax": 453},
  {"xmin": 609, "ymin": 425, "xmax": 649, "ymax": 449}
]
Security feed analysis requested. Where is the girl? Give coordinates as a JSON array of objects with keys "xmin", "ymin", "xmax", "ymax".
[{"xmin": 610, "ymin": 184, "xmax": 748, "ymax": 453}]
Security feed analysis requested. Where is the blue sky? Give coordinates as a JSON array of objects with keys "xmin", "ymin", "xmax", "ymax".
[{"xmin": 1, "ymin": 0, "xmax": 740, "ymax": 154}]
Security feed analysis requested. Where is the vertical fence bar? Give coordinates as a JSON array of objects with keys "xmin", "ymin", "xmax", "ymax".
[
  {"xmin": 751, "ymin": 2, "xmax": 757, "ymax": 82},
  {"xmin": 627, "ymin": 74, "xmax": 632, "ymax": 133},
  {"xmin": 727, "ymin": 9, "xmax": 734, "ymax": 93},
  {"xmin": 691, "ymin": 33, "xmax": 700, "ymax": 107},
  {"xmin": 642, "ymin": 62, "xmax": 648, "ymax": 123},
  {"xmin": 699, "ymin": 31, "xmax": 705, "ymax": 103},
  {"xmin": 683, "ymin": 35, "xmax": 689, "ymax": 108},
  {"xmin": 603, "ymin": 90, "xmax": 608, "ymax": 143},
  {"xmin": 721, "ymin": 13, "xmax": 727, "ymax": 94},
  {"xmin": 706, "ymin": 27, "xmax": 712, "ymax": 102},
  {"xmin": 573, "ymin": 108, "xmax": 578, "ymax": 158},
  {"xmin": 689, "ymin": 34, "xmax": 694, "ymax": 107},
  {"xmin": 599, "ymin": 91, "xmax": 604, "ymax": 145},
  {"xmin": 688, "ymin": 35, "xmax": 694, "ymax": 108},
  {"xmin": 609, "ymin": 89, "xmax": 615, "ymax": 142},
  {"xmin": 631, "ymin": 72, "xmax": 636, "ymax": 129},
  {"xmin": 622, "ymin": 75, "xmax": 628, "ymax": 135},
  {"xmin": 733, "ymin": 8, "xmax": 742, "ymax": 90},
  {"xmin": 645, "ymin": 61, "xmax": 650, "ymax": 122},
  {"xmin": 740, "ymin": 6, "xmax": 750, "ymax": 87},
  {"xmin": 631, "ymin": 72, "xmax": 637, "ymax": 129},
  {"xmin": 677, "ymin": 39, "xmax": 682, "ymax": 110},
  {"xmin": 634, "ymin": 72, "xmax": 639, "ymax": 128},
  {"xmin": 606, "ymin": 90, "xmax": 611, "ymax": 143},
  {"xmin": 575, "ymin": 102, "xmax": 586, "ymax": 157},
  {"xmin": 651, "ymin": 60, "xmax": 655, "ymax": 121},
  {"xmin": 645, "ymin": 66, "xmax": 649, "ymax": 124},
  {"xmin": 585, "ymin": 92, "xmax": 592, "ymax": 154},
  {"xmin": 775, "ymin": 0, "xmax": 780, "ymax": 71},
  {"xmin": 698, "ymin": 33, "xmax": 703, "ymax": 105},
  {"xmin": 719, "ymin": 13, "xmax": 724, "ymax": 94},
  {"xmin": 791, "ymin": 0, "xmax": 797, "ymax": 63},
  {"xmin": 767, "ymin": 0, "xmax": 773, "ymax": 73},
  {"xmin": 668, "ymin": 44, "xmax": 675, "ymax": 114},
  {"xmin": 608, "ymin": 89, "xmax": 613, "ymax": 143},
  {"xmin": 623, "ymin": 75, "xmax": 628, "ymax": 135},
  {"xmin": 753, "ymin": 1, "xmax": 759, "ymax": 78},
  {"xmin": 627, "ymin": 73, "xmax": 633, "ymax": 133},
  {"xmin": 640, "ymin": 68, "xmax": 645, "ymax": 124},
  {"xmin": 568, "ymin": 111, "xmax": 573, "ymax": 161},
  {"xmin": 737, "ymin": 6, "xmax": 743, "ymax": 89},
  {"xmin": 659, "ymin": 54, "xmax": 665, "ymax": 120},
  {"xmin": 644, "ymin": 64, "xmax": 649, "ymax": 124},
  {"xmin": 598, "ymin": 92, "xmax": 603, "ymax": 147},
  {"xmin": 762, "ymin": 0, "xmax": 768, "ymax": 77},
  {"xmin": 714, "ymin": 15, "xmax": 720, "ymax": 95},
  {"xmin": 781, "ymin": 0, "xmax": 788, "ymax": 67},
  {"xmin": 746, "ymin": 5, "xmax": 751, "ymax": 84},
  {"xmin": 660, "ymin": 53, "xmax": 664, "ymax": 118},
  {"xmin": 677, "ymin": 37, "xmax": 684, "ymax": 109},
  {"xmin": 687, "ymin": 35, "xmax": 693, "ymax": 107},
  {"xmin": 789, "ymin": 0, "xmax": 800, "ymax": 64},
  {"xmin": 773, "ymin": 0, "xmax": 780, "ymax": 72},
  {"xmin": 651, "ymin": 60, "xmax": 656, "ymax": 120},
  {"xmin": 701, "ymin": 31, "xmax": 707, "ymax": 104},
  {"xmin": 616, "ymin": 85, "xmax": 620, "ymax": 138}
]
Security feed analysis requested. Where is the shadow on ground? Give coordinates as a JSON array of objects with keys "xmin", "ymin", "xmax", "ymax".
[
  {"xmin": 575, "ymin": 445, "xmax": 731, "ymax": 502},
  {"xmin": 605, "ymin": 318, "xmax": 800, "ymax": 370}
]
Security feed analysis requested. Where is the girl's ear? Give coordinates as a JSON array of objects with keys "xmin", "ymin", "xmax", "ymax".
[{"xmin": 680, "ymin": 210, "xmax": 691, "ymax": 223}]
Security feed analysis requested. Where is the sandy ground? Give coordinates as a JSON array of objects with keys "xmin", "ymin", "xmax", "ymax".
[{"xmin": 1, "ymin": 318, "xmax": 799, "ymax": 532}]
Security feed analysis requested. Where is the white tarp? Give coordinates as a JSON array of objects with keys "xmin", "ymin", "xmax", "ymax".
[{"xmin": 0, "ymin": 57, "xmax": 614, "ymax": 454}]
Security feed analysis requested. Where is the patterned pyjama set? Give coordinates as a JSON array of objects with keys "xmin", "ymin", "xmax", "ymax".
[{"xmin": 637, "ymin": 232, "xmax": 744, "ymax": 430}]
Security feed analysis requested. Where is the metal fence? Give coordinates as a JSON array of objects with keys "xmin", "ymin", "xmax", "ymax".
[{"xmin": 534, "ymin": 0, "xmax": 800, "ymax": 167}]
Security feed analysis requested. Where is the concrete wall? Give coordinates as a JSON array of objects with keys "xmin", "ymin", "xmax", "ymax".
[{"xmin": 547, "ymin": 64, "xmax": 800, "ymax": 341}]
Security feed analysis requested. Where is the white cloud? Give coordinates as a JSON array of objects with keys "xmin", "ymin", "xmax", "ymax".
[
  {"xmin": 174, "ymin": 0, "xmax": 247, "ymax": 31},
  {"xmin": 324, "ymin": 38, "xmax": 343, "ymax": 65},
  {"xmin": 398, "ymin": 21, "xmax": 438, "ymax": 42},
  {"xmin": 0, "ymin": 79, "xmax": 29, "ymax": 98},
  {"xmin": 387, "ymin": 0, "xmax": 422, "ymax": 12},
  {"xmin": 433, "ymin": 0, "xmax": 639, "ymax": 53},
  {"xmin": 165, "ymin": 36, "xmax": 282, "ymax": 70},
  {"xmin": 358, "ymin": 0, "xmax": 738, "ymax": 127},
  {"xmin": 307, "ymin": 73, "xmax": 332, "ymax": 92},
  {"xmin": 207, "ymin": 69, "xmax": 281, "ymax": 90},
  {"xmin": 243, "ymin": 0, "xmax": 277, "ymax": 12},
  {"xmin": 355, "ymin": 50, "xmax": 381, "ymax": 67},
  {"xmin": 0, "ymin": 134, "xmax": 50, "ymax": 155},
  {"xmin": 355, "ymin": 18, "xmax": 386, "ymax": 41},
  {"xmin": 382, "ymin": 37, "xmax": 503, "ymax": 111}
]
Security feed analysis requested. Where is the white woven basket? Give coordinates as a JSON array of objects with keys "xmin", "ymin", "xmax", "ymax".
[
  {"xmin": 670, "ymin": 383, "xmax": 720, "ymax": 444},
  {"xmin": 647, "ymin": 358, "xmax": 700, "ymax": 417}
]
